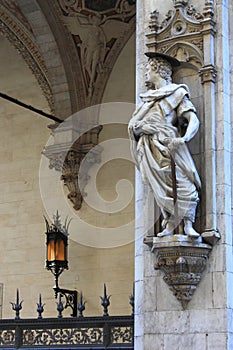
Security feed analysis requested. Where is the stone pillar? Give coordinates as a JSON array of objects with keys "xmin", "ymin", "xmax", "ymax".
[{"xmin": 134, "ymin": 0, "xmax": 233, "ymax": 349}]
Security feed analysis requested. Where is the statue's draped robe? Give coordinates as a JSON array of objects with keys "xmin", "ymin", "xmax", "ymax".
[{"xmin": 128, "ymin": 84, "xmax": 201, "ymax": 222}]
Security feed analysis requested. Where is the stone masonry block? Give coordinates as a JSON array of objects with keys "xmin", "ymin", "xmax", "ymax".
[
  {"xmin": 190, "ymin": 309, "xmax": 227, "ymax": 333},
  {"xmin": 164, "ymin": 333, "xmax": 206, "ymax": 350}
]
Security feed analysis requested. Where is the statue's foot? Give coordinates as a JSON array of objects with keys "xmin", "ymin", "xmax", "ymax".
[
  {"xmin": 157, "ymin": 228, "xmax": 174, "ymax": 237},
  {"xmin": 184, "ymin": 226, "xmax": 200, "ymax": 238}
]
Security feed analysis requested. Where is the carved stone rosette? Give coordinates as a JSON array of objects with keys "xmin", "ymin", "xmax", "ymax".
[{"xmin": 152, "ymin": 236, "xmax": 212, "ymax": 308}]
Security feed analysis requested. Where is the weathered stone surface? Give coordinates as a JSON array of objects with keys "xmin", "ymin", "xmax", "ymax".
[
  {"xmin": 134, "ymin": 0, "xmax": 233, "ymax": 349},
  {"xmin": 164, "ymin": 333, "xmax": 206, "ymax": 350}
]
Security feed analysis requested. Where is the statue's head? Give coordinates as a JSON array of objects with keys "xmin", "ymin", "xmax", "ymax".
[
  {"xmin": 147, "ymin": 57, "xmax": 173, "ymax": 84},
  {"xmin": 145, "ymin": 52, "xmax": 180, "ymax": 88}
]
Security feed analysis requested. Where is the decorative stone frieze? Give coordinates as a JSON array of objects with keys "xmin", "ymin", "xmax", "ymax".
[{"xmin": 152, "ymin": 235, "xmax": 212, "ymax": 308}]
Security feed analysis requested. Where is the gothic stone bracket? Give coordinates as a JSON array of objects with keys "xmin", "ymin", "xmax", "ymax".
[
  {"xmin": 151, "ymin": 235, "xmax": 212, "ymax": 309},
  {"xmin": 44, "ymin": 125, "xmax": 102, "ymax": 210}
]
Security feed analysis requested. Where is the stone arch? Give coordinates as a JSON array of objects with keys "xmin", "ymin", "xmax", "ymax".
[
  {"xmin": 0, "ymin": 1, "xmax": 54, "ymax": 112},
  {"xmin": 18, "ymin": 0, "xmax": 82, "ymax": 117},
  {"xmin": 166, "ymin": 42, "xmax": 203, "ymax": 69}
]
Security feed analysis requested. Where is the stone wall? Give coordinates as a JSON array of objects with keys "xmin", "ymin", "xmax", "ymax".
[{"xmin": 0, "ymin": 27, "xmax": 135, "ymax": 318}]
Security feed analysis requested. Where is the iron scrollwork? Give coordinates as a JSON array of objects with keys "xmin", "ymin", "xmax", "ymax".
[
  {"xmin": 23, "ymin": 328, "xmax": 103, "ymax": 346},
  {"xmin": 111, "ymin": 326, "xmax": 133, "ymax": 344},
  {"xmin": 0, "ymin": 330, "xmax": 15, "ymax": 346}
]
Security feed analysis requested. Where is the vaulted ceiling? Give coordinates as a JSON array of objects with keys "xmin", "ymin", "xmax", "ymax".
[{"xmin": 0, "ymin": 0, "xmax": 136, "ymax": 118}]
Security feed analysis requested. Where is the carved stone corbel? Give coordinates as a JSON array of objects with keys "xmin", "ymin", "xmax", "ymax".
[
  {"xmin": 44, "ymin": 124, "xmax": 102, "ymax": 210},
  {"xmin": 152, "ymin": 236, "xmax": 212, "ymax": 308}
]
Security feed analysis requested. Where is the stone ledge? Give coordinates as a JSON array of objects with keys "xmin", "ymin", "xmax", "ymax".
[{"xmin": 201, "ymin": 229, "xmax": 221, "ymax": 246}]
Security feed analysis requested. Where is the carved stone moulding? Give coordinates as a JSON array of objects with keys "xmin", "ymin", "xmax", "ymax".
[{"xmin": 152, "ymin": 235, "xmax": 212, "ymax": 309}]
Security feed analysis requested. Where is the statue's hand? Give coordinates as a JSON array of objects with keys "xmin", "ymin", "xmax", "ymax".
[
  {"xmin": 158, "ymin": 144, "xmax": 170, "ymax": 157},
  {"xmin": 164, "ymin": 137, "xmax": 185, "ymax": 151},
  {"xmin": 134, "ymin": 120, "xmax": 145, "ymax": 129},
  {"xmin": 153, "ymin": 140, "xmax": 170, "ymax": 157},
  {"xmin": 170, "ymin": 138, "xmax": 185, "ymax": 150},
  {"xmin": 133, "ymin": 121, "xmax": 153, "ymax": 136},
  {"xmin": 133, "ymin": 121, "xmax": 144, "ymax": 136}
]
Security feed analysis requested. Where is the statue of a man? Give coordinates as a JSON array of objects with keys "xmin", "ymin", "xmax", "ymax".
[{"xmin": 128, "ymin": 52, "xmax": 201, "ymax": 238}]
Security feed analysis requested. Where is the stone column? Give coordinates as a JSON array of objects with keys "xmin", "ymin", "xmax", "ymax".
[{"xmin": 134, "ymin": 0, "xmax": 233, "ymax": 349}]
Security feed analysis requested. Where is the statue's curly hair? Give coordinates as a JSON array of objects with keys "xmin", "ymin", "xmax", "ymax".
[{"xmin": 147, "ymin": 57, "xmax": 172, "ymax": 83}]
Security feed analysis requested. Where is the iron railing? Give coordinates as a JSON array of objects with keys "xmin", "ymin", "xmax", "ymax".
[
  {"xmin": 0, "ymin": 287, "xmax": 134, "ymax": 349},
  {"xmin": 0, "ymin": 315, "xmax": 134, "ymax": 349}
]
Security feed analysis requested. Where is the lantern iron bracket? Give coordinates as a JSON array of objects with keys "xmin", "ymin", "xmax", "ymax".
[
  {"xmin": 50, "ymin": 264, "xmax": 78, "ymax": 318},
  {"xmin": 54, "ymin": 287, "xmax": 78, "ymax": 317}
]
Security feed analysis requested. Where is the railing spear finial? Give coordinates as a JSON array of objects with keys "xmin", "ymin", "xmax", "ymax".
[
  {"xmin": 10, "ymin": 289, "xmax": 23, "ymax": 320},
  {"xmin": 37, "ymin": 294, "xmax": 45, "ymax": 319},
  {"xmin": 100, "ymin": 283, "xmax": 111, "ymax": 317}
]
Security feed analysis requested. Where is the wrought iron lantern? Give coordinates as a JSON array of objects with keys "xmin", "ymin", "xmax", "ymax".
[
  {"xmin": 45, "ymin": 212, "xmax": 68, "ymax": 276},
  {"xmin": 45, "ymin": 212, "xmax": 78, "ymax": 317}
]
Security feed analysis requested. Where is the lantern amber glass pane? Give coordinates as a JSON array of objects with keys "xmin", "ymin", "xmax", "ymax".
[
  {"xmin": 47, "ymin": 240, "xmax": 55, "ymax": 261},
  {"xmin": 56, "ymin": 239, "xmax": 65, "ymax": 261}
]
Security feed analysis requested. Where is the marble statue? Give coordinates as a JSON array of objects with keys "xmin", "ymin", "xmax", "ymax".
[{"xmin": 128, "ymin": 52, "xmax": 201, "ymax": 238}]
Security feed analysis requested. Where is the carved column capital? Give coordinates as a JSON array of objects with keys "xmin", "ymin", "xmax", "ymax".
[{"xmin": 199, "ymin": 64, "xmax": 217, "ymax": 84}]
